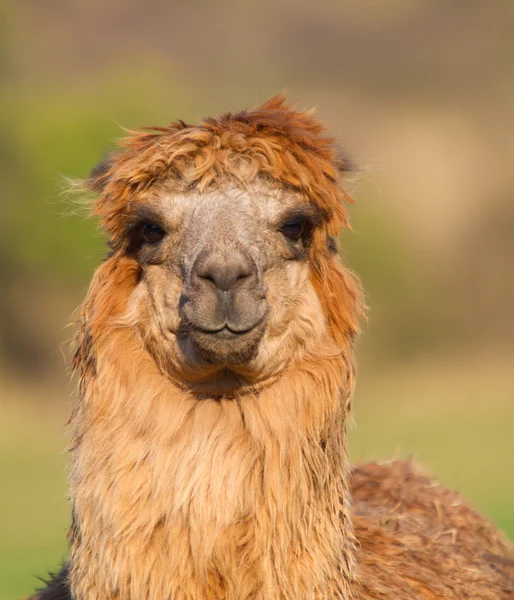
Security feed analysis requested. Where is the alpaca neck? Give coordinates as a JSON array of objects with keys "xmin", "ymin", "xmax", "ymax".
[{"xmin": 69, "ymin": 331, "xmax": 356, "ymax": 600}]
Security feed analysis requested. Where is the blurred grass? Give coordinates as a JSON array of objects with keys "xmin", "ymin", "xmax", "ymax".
[
  {"xmin": 1, "ymin": 353, "xmax": 513, "ymax": 599},
  {"xmin": 0, "ymin": 394, "xmax": 69, "ymax": 600}
]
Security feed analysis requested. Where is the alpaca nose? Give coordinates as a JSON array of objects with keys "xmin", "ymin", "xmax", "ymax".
[{"xmin": 193, "ymin": 247, "xmax": 255, "ymax": 292}]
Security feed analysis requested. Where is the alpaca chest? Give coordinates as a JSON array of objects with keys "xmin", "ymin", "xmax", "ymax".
[{"xmin": 68, "ymin": 402, "xmax": 351, "ymax": 600}]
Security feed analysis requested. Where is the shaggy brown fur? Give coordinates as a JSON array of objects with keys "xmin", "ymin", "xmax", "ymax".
[
  {"xmin": 353, "ymin": 461, "xmax": 514, "ymax": 599},
  {"xmin": 30, "ymin": 96, "xmax": 513, "ymax": 599}
]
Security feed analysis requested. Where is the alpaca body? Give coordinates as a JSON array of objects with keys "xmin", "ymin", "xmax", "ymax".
[
  {"xmin": 353, "ymin": 462, "xmax": 514, "ymax": 599},
  {"xmin": 29, "ymin": 96, "xmax": 513, "ymax": 600}
]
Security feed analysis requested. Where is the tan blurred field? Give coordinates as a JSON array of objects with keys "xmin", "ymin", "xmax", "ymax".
[{"xmin": 1, "ymin": 1, "xmax": 513, "ymax": 598}]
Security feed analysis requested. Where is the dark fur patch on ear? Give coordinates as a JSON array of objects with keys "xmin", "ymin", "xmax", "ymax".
[
  {"xmin": 334, "ymin": 147, "xmax": 357, "ymax": 173},
  {"xmin": 89, "ymin": 152, "xmax": 118, "ymax": 192},
  {"xmin": 327, "ymin": 236, "xmax": 339, "ymax": 255}
]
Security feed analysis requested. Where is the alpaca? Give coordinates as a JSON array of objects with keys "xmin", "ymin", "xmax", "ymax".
[{"xmin": 31, "ymin": 96, "xmax": 513, "ymax": 600}]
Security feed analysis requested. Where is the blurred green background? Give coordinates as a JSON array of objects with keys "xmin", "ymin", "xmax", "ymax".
[{"xmin": 1, "ymin": 1, "xmax": 513, "ymax": 598}]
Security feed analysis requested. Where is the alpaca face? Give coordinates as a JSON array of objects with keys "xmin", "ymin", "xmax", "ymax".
[{"xmin": 121, "ymin": 181, "xmax": 328, "ymax": 388}]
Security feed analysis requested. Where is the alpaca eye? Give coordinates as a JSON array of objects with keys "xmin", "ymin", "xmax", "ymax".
[
  {"xmin": 140, "ymin": 222, "xmax": 165, "ymax": 244},
  {"xmin": 280, "ymin": 220, "xmax": 305, "ymax": 241}
]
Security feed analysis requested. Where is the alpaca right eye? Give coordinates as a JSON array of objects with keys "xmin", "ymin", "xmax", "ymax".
[
  {"xmin": 280, "ymin": 220, "xmax": 305, "ymax": 241},
  {"xmin": 140, "ymin": 222, "xmax": 165, "ymax": 244}
]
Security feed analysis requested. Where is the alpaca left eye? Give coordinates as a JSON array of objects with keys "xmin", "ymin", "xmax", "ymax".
[
  {"xmin": 140, "ymin": 222, "xmax": 165, "ymax": 244},
  {"xmin": 280, "ymin": 220, "xmax": 305, "ymax": 241}
]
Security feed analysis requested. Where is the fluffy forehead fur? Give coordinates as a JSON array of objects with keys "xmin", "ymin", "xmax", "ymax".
[{"xmin": 90, "ymin": 94, "xmax": 353, "ymax": 238}]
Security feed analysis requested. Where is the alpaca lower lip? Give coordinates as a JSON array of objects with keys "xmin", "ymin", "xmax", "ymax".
[{"xmin": 187, "ymin": 320, "xmax": 266, "ymax": 364}]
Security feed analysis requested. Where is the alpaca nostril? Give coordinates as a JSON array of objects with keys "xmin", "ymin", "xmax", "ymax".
[
  {"xmin": 194, "ymin": 247, "xmax": 256, "ymax": 293},
  {"xmin": 198, "ymin": 272, "xmax": 216, "ymax": 284}
]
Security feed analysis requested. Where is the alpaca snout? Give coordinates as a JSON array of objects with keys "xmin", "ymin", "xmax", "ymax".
[
  {"xmin": 183, "ymin": 247, "xmax": 267, "ymax": 331},
  {"xmin": 179, "ymin": 246, "xmax": 268, "ymax": 363}
]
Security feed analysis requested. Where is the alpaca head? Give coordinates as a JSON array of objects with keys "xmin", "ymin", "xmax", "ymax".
[{"xmin": 80, "ymin": 96, "xmax": 362, "ymax": 394}]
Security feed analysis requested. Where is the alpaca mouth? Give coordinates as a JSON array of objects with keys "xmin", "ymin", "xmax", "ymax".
[
  {"xmin": 187, "ymin": 319, "xmax": 266, "ymax": 365},
  {"xmin": 196, "ymin": 324, "xmax": 259, "ymax": 338}
]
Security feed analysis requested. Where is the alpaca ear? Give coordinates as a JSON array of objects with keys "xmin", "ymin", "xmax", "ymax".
[
  {"xmin": 88, "ymin": 152, "xmax": 118, "ymax": 193},
  {"xmin": 334, "ymin": 147, "xmax": 357, "ymax": 174}
]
